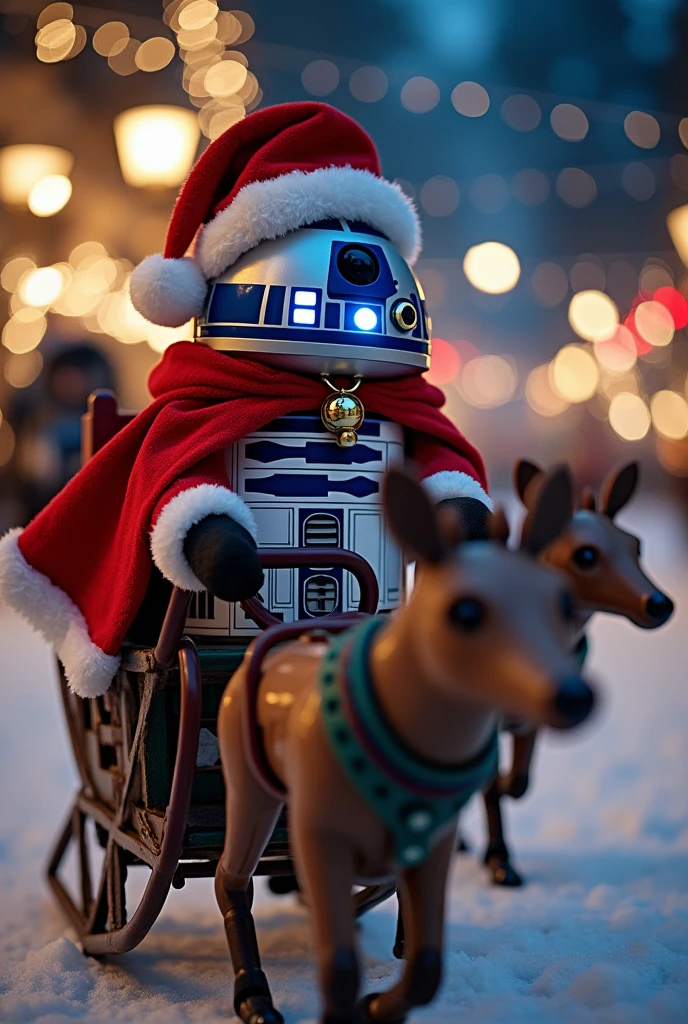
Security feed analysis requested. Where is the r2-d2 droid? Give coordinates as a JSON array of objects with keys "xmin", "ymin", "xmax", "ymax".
[{"xmin": 185, "ymin": 218, "xmax": 431, "ymax": 641}]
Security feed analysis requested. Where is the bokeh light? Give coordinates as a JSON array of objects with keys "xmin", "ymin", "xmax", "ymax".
[
  {"xmin": 461, "ymin": 355, "xmax": 517, "ymax": 408},
  {"xmin": 37, "ymin": 3, "xmax": 73, "ymax": 29},
  {"xmin": 114, "ymin": 106, "xmax": 200, "ymax": 187},
  {"xmin": 511, "ymin": 168, "xmax": 550, "ymax": 206},
  {"xmin": 470, "ymin": 174, "xmax": 509, "ymax": 215},
  {"xmin": 0, "ymin": 419, "xmax": 16, "ymax": 467},
  {"xmin": 635, "ymin": 301, "xmax": 675, "ymax": 347},
  {"xmin": 0, "ymin": 145, "xmax": 73, "ymax": 207},
  {"xmin": 639, "ymin": 263, "xmax": 673, "ymax": 293},
  {"xmin": 3, "ymin": 350, "xmax": 44, "ymax": 389},
  {"xmin": 463, "ymin": 242, "xmax": 521, "ymax": 294},
  {"xmin": 92, "ymin": 21, "xmax": 129, "ymax": 57},
  {"xmin": 36, "ymin": 18, "xmax": 76, "ymax": 62},
  {"xmin": 451, "ymin": 81, "xmax": 489, "ymax": 117},
  {"xmin": 650, "ymin": 391, "xmax": 688, "ymax": 440},
  {"xmin": 400, "ymin": 77, "xmax": 440, "ymax": 114},
  {"xmin": 531, "ymin": 262, "xmax": 568, "ymax": 308},
  {"xmin": 27, "ymin": 174, "xmax": 72, "ymax": 217},
  {"xmin": 420, "ymin": 176, "xmax": 460, "ymax": 217},
  {"xmin": 135, "ymin": 37, "xmax": 176, "ymax": 73},
  {"xmin": 500, "ymin": 94, "xmax": 541, "ymax": 132},
  {"xmin": 349, "ymin": 66, "xmax": 388, "ymax": 103},
  {"xmin": 205, "ymin": 60, "xmax": 248, "ymax": 98},
  {"xmin": 609, "ymin": 392, "xmax": 650, "ymax": 441},
  {"xmin": 108, "ymin": 38, "xmax": 141, "ymax": 76},
  {"xmin": 2, "ymin": 309, "xmax": 47, "ymax": 354},
  {"xmin": 550, "ymin": 103, "xmax": 589, "ymax": 141},
  {"xmin": 624, "ymin": 111, "xmax": 660, "ymax": 149},
  {"xmin": 570, "ymin": 259, "xmax": 606, "ymax": 293},
  {"xmin": 551, "ymin": 345, "xmax": 599, "ymax": 402},
  {"xmin": 653, "ymin": 286, "xmax": 688, "ymax": 329},
  {"xmin": 621, "ymin": 162, "xmax": 656, "ymax": 201},
  {"xmin": 556, "ymin": 168, "xmax": 597, "ymax": 207},
  {"xmin": 1, "ymin": 257, "xmax": 37, "ymax": 292},
  {"xmin": 593, "ymin": 326, "xmax": 638, "ymax": 374},
  {"xmin": 19, "ymin": 267, "xmax": 65, "ymax": 307},
  {"xmin": 526, "ymin": 364, "xmax": 570, "ymax": 417},
  {"xmin": 568, "ymin": 290, "xmax": 619, "ymax": 342},
  {"xmin": 424, "ymin": 338, "xmax": 460, "ymax": 387},
  {"xmin": 666, "ymin": 205, "xmax": 688, "ymax": 267},
  {"xmin": 301, "ymin": 60, "xmax": 339, "ymax": 97}
]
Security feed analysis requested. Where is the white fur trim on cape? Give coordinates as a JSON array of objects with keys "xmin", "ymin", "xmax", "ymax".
[
  {"xmin": 195, "ymin": 165, "xmax": 421, "ymax": 280},
  {"xmin": 422, "ymin": 471, "xmax": 493, "ymax": 510},
  {"xmin": 150, "ymin": 483, "xmax": 258, "ymax": 591},
  {"xmin": 0, "ymin": 528, "xmax": 120, "ymax": 698},
  {"xmin": 129, "ymin": 253, "xmax": 208, "ymax": 327}
]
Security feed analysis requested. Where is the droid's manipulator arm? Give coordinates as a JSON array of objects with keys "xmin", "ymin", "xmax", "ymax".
[{"xmin": 149, "ymin": 451, "xmax": 264, "ymax": 602}]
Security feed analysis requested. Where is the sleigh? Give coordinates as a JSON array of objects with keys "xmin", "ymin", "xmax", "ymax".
[{"xmin": 47, "ymin": 391, "xmax": 389, "ymax": 956}]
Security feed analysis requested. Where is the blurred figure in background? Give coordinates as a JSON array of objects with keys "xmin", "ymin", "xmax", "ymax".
[{"xmin": 0, "ymin": 344, "xmax": 114, "ymax": 528}]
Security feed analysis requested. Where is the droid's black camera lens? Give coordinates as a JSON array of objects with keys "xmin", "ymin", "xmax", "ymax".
[{"xmin": 337, "ymin": 245, "xmax": 380, "ymax": 286}]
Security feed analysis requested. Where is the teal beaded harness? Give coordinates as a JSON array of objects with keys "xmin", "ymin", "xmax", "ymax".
[{"xmin": 319, "ymin": 617, "xmax": 499, "ymax": 867}]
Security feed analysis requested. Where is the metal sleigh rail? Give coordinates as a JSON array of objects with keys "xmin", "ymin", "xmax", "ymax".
[{"xmin": 47, "ymin": 547, "xmax": 390, "ymax": 955}]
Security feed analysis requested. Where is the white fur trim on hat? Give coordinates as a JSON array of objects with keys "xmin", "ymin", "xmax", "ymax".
[
  {"xmin": 150, "ymin": 483, "xmax": 258, "ymax": 591},
  {"xmin": 129, "ymin": 254, "xmax": 208, "ymax": 327},
  {"xmin": 0, "ymin": 528, "xmax": 120, "ymax": 698},
  {"xmin": 422, "ymin": 471, "xmax": 493, "ymax": 510},
  {"xmin": 195, "ymin": 165, "xmax": 422, "ymax": 280}
]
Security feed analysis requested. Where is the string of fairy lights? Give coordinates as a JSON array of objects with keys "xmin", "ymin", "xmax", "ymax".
[{"xmin": 1, "ymin": 2, "xmax": 688, "ymax": 477}]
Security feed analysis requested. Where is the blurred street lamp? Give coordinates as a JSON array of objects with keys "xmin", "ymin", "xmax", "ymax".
[
  {"xmin": 667, "ymin": 205, "xmax": 688, "ymax": 268},
  {"xmin": 113, "ymin": 106, "xmax": 200, "ymax": 188},
  {"xmin": 0, "ymin": 144, "xmax": 73, "ymax": 208}
]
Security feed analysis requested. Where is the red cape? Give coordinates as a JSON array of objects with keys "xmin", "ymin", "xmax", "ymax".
[{"xmin": 14, "ymin": 342, "xmax": 486, "ymax": 666}]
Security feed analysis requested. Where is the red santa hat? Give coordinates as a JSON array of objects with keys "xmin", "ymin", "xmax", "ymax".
[{"xmin": 130, "ymin": 101, "xmax": 422, "ymax": 328}]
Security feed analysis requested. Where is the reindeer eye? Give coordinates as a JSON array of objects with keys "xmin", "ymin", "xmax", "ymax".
[
  {"xmin": 448, "ymin": 598, "xmax": 485, "ymax": 632},
  {"xmin": 573, "ymin": 545, "xmax": 599, "ymax": 570},
  {"xmin": 560, "ymin": 591, "xmax": 576, "ymax": 621}
]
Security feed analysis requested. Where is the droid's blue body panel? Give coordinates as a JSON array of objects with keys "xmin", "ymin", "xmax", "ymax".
[{"xmin": 184, "ymin": 413, "xmax": 405, "ymax": 641}]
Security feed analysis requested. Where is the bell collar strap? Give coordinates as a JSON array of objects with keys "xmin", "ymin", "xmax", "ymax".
[{"xmin": 319, "ymin": 616, "xmax": 499, "ymax": 867}]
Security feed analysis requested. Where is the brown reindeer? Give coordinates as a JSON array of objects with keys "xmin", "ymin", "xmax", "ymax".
[
  {"xmin": 214, "ymin": 465, "xmax": 595, "ymax": 1024},
  {"xmin": 480, "ymin": 460, "xmax": 674, "ymax": 888}
]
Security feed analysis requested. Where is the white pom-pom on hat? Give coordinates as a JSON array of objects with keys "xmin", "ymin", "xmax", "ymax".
[{"xmin": 129, "ymin": 254, "xmax": 207, "ymax": 327}]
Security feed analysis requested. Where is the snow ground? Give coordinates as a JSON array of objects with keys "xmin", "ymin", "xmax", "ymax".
[{"xmin": 1, "ymin": 495, "xmax": 687, "ymax": 1023}]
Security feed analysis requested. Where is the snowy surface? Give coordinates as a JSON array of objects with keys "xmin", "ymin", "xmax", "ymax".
[{"xmin": 1, "ymin": 495, "xmax": 687, "ymax": 1023}]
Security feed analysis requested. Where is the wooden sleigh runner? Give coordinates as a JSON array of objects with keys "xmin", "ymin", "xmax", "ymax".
[{"xmin": 47, "ymin": 390, "xmax": 392, "ymax": 956}]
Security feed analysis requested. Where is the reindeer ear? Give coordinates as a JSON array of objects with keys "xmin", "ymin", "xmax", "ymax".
[
  {"xmin": 514, "ymin": 459, "xmax": 543, "ymax": 507},
  {"xmin": 581, "ymin": 486, "xmax": 596, "ymax": 511},
  {"xmin": 520, "ymin": 465, "xmax": 574, "ymax": 556},
  {"xmin": 383, "ymin": 467, "xmax": 447, "ymax": 563},
  {"xmin": 490, "ymin": 507, "xmax": 510, "ymax": 546},
  {"xmin": 600, "ymin": 462, "xmax": 639, "ymax": 519}
]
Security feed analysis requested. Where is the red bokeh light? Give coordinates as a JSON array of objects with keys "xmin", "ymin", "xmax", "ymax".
[
  {"xmin": 653, "ymin": 286, "xmax": 688, "ymax": 329},
  {"xmin": 623, "ymin": 310, "xmax": 652, "ymax": 355},
  {"xmin": 424, "ymin": 337, "xmax": 461, "ymax": 386}
]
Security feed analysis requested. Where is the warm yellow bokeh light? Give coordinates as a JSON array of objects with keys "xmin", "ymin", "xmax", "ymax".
[
  {"xmin": 634, "ymin": 300, "xmax": 674, "ymax": 347},
  {"xmin": 92, "ymin": 21, "xmax": 129, "ymax": 57},
  {"xmin": 0, "ymin": 145, "xmax": 73, "ymax": 206},
  {"xmin": 650, "ymin": 390, "xmax": 688, "ymax": 440},
  {"xmin": 113, "ymin": 106, "xmax": 201, "ymax": 188},
  {"xmin": 146, "ymin": 321, "xmax": 195, "ymax": 353},
  {"xmin": 463, "ymin": 242, "xmax": 520, "ymax": 294},
  {"xmin": 19, "ymin": 266, "xmax": 65, "ymax": 307},
  {"xmin": 135, "ymin": 37, "xmax": 176, "ymax": 72},
  {"xmin": 204, "ymin": 59, "xmax": 248, "ymax": 98},
  {"xmin": 3, "ymin": 350, "xmax": 44, "ymax": 389},
  {"xmin": 609, "ymin": 392, "xmax": 650, "ymax": 441},
  {"xmin": 27, "ymin": 174, "xmax": 72, "ymax": 216},
  {"xmin": 551, "ymin": 344, "xmax": 599, "ymax": 402},
  {"xmin": 525, "ymin": 364, "xmax": 570, "ymax": 417},
  {"xmin": 666, "ymin": 205, "xmax": 688, "ymax": 267},
  {"xmin": 1, "ymin": 257, "xmax": 37, "ymax": 293},
  {"xmin": 2, "ymin": 308, "xmax": 47, "ymax": 354},
  {"xmin": 178, "ymin": 0, "xmax": 219, "ymax": 31},
  {"xmin": 593, "ymin": 325, "xmax": 637, "ymax": 374},
  {"xmin": 460, "ymin": 355, "xmax": 517, "ymax": 408},
  {"xmin": 568, "ymin": 290, "xmax": 619, "ymax": 342},
  {"xmin": 36, "ymin": 18, "xmax": 76, "ymax": 62}
]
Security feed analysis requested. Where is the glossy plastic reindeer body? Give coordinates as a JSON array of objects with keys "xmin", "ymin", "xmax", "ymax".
[
  {"xmin": 214, "ymin": 466, "xmax": 595, "ymax": 1024},
  {"xmin": 482, "ymin": 460, "xmax": 674, "ymax": 887}
]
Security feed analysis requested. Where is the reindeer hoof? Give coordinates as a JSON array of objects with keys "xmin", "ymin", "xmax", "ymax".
[
  {"xmin": 356, "ymin": 993, "xmax": 383, "ymax": 1022},
  {"xmin": 392, "ymin": 937, "xmax": 405, "ymax": 960},
  {"xmin": 487, "ymin": 857, "xmax": 523, "ymax": 887},
  {"xmin": 236, "ymin": 995, "xmax": 283, "ymax": 1024}
]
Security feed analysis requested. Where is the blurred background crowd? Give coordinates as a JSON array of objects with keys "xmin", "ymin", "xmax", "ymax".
[{"xmin": 1, "ymin": 0, "xmax": 688, "ymax": 531}]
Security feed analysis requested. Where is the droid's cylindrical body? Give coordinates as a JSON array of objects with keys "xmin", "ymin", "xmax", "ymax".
[{"xmin": 195, "ymin": 219, "xmax": 431, "ymax": 378}]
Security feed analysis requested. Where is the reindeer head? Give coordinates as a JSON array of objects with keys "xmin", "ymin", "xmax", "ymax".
[
  {"xmin": 382, "ymin": 466, "xmax": 595, "ymax": 731},
  {"xmin": 515, "ymin": 460, "xmax": 674, "ymax": 629}
]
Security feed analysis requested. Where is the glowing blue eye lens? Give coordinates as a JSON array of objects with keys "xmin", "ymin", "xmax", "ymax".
[
  {"xmin": 294, "ymin": 290, "xmax": 317, "ymax": 306},
  {"xmin": 353, "ymin": 307, "xmax": 378, "ymax": 331}
]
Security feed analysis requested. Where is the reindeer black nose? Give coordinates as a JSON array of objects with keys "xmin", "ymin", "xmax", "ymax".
[
  {"xmin": 553, "ymin": 676, "xmax": 595, "ymax": 729},
  {"xmin": 644, "ymin": 592, "xmax": 674, "ymax": 625}
]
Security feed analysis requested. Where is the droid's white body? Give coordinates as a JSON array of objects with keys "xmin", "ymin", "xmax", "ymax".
[{"xmin": 185, "ymin": 219, "xmax": 426, "ymax": 639}]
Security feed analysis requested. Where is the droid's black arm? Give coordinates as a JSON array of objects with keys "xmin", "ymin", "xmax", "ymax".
[
  {"xmin": 435, "ymin": 496, "xmax": 491, "ymax": 541},
  {"xmin": 183, "ymin": 514, "xmax": 264, "ymax": 602}
]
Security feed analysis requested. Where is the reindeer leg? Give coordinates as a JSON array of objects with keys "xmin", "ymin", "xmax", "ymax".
[
  {"xmin": 482, "ymin": 775, "xmax": 522, "ymax": 887},
  {"xmin": 291, "ymin": 832, "xmax": 359, "ymax": 1024},
  {"xmin": 359, "ymin": 831, "xmax": 454, "ymax": 1023},
  {"xmin": 215, "ymin": 687, "xmax": 285, "ymax": 1024}
]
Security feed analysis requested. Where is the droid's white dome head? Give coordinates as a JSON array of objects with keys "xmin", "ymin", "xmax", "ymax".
[
  {"xmin": 196, "ymin": 218, "xmax": 430, "ymax": 378},
  {"xmin": 128, "ymin": 102, "xmax": 424, "ymax": 377}
]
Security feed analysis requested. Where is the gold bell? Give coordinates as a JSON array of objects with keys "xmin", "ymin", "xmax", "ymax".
[{"xmin": 320, "ymin": 376, "xmax": 365, "ymax": 447}]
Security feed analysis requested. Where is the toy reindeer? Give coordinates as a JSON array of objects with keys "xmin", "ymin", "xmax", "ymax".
[
  {"xmin": 214, "ymin": 464, "xmax": 595, "ymax": 1024},
  {"xmin": 481, "ymin": 460, "xmax": 674, "ymax": 888}
]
